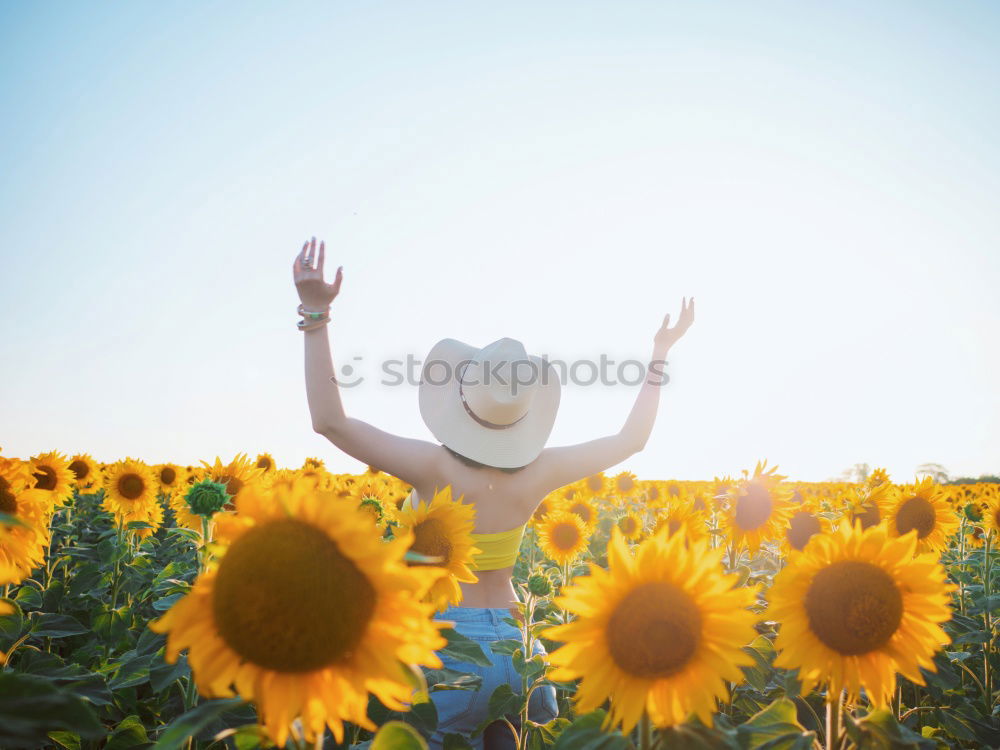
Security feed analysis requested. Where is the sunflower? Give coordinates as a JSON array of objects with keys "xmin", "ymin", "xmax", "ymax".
[
  {"xmin": 155, "ymin": 464, "xmax": 187, "ymax": 498},
  {"xmin": 536, "ymin": 511, "xmax": 590, "ymax": 566},
  {"xmin": 888, "ymin": 477, "xmax": 959, "ymax": 554},
  {"xmin": 255, "ymin": 453, "xmax": 276, "ymax": 473},
  {"xmin": 617, "ymin": 511, "xmax": 644, "ymax": 541},
  {"xmin": 29, "ymin": 451, "xmax": 76, "ymax": 512},
  {"xmin": 394, "ymin": 487, "xmax": 479, "ymax": 611},
  {"xmin": 543, "ymin": 529, "xmax": 757, "ymax": 732},
  {"xmin": 167, "ymin": 485, "xmax": 205, "ymax": 533},
  {"xmin": 783, "ymin": 496, "xmax": 829, "ymax": 555},
  {"xmin": 866, "ymin": 467, "xmax": 891, "ymax": 489},
  {"xmin": 651, "ymin": 501, "xmax": 708, "ymax": 546},
  {"xmin": 844, "ymin": 482, "xmax": 895, "ymax": 531},
  {"xmin": 202, "ymin": 454, "xmax": 265, "ymax": 510},
  {"xmin": 986, "ymin": 492, "xmax": 1000, "ymax": 539},
  {"xmin": 303, "ymin": 457, "xmax": 325, "ymax": 471},
  {"xmin": 558, "ymin": 494, "xmax": 598, "ymax": 533},
  {"xmin": 102, "ymin": 459, "xmax": 162, "ymax": 537},
  {"xmin": 68, "ymin": 453, "xmax": 100, "ymax": 493},
  {"xmin": 353, "ymin": 480, "xmax": 397, "ymax": 528},
  {"xmin": 721, "ymin": 461, "xmax": 795, "ymax": 553},
  {"xmin": 613, "ymin": 471, "xmax": 637, "ymax": 499},
  {"xmin": 149, "ymin": 478, "xmax": 446, "ymax": 747},
  {"xmin": 584, "ymin": 472, "xmax": 608, "ymax": 498},
  {"xmin": 531, "ymin": 493, "xmax": 557, "ymax": 523},
  {"xmin": 769, "ymin": 522, "xmax": 954, "ymax": 706},
  {"xmin": 0, "ymin": 475, "xmax": 50, "ymax": 586}
]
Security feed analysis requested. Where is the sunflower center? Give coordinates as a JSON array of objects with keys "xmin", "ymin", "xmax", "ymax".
[
  {"xmin": 220, "ymin": 474, "xmax": 244, "ymax": 497},
  {"xmin": 69, "ymin": 460, "xmax": 90, "ymax": 481},
  {"xmin": 787, "ymin": 511, "xmax": 821, "ymax": 551},
  {"xmin": 586, "ymin": 475, "xmax": 603, "ymax": 493},
  {"xmin": 570, "ymin": 502, "xmax": 592, "ymax": 525},
  {"xmin": 895, "ymin": 496, "xmax": 935, "ymax": 539},
  {"xmin": 33, "ymin": 466, "xmax": 57, "ymax": 491},
  {"xmin": 257, "ymin": 457, "xmax": 272, "ymax": 470},
  {"xmin": 118, "ymin": 474, "xmax": 145, "ymax": 500},
  {"xmin": 160, "ymin": 467, "xmax": 176, "ymax": 485},
  {"xmin": 994, "ymin": 508, "xmax": 1000, "ymax": 531},
  {"xmin": 0, "ymin": 478, "xmax": 17, "ymax": 515},
  {"xmin": 606, "ymin": 581, "xmax": 701, "ymax": 678},
  {"xmin": 734, "ymin": 483, "xmax": 773, "ymax": 531},
  {"xmin": 852, "ymin": 504, "xmax": 881, "ymax": 530},
  {"xmin": 620, "ymin": 517, "xmax": 637, "ymax": 535},
  {"xmin": 212, "ymin": 518, "xmax": 375, "ymax": 672},
  {"xmin": 410, "ymin": 518, "xmax": 452, "ymax": 565},
  {"xmin": 804, "ymin": 560, "xmax": 903, "ymax": 656},
  {"xmin": 551, "ymin": 521, "xmax": 581, "ymax": 550}
]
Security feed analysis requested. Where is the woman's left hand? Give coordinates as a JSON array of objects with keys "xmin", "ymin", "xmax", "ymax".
[{"xmin": 654, "ymin": 297, "xmax": 695, "ymax": 351}]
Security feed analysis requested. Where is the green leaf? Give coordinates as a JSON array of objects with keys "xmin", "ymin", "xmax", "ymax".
[
  {"xmin": 846, "ymin": 709, "xmax": 937, "ymax": 749},
  {"xmin": 151, "ymin": 698, "xmax": 247, "ymax": 749},
  {"xmin": 0, "ymin": 673, "xmax": 104, "ymax": 746},
  {"xmin": 370, "ymin": 720, "xmax": 429, "ymax": 750},
  {"xmin": 439, "ymin": 627, "xmax": 493, "ymax": 667},
  {"xmin": 13, "ymin": 651, "xmax": 114, "ymax": 707},
  {"xmin": 442, "ymin": 733, "xmax": 476, "ymax": 750},
  {"xmin": 13, "ymin": 586, "xmax": 42, "ymax": 610},
  {"xmin": 31, "ymin": 613, "xmax": 89, "ymax": 638},
  {"xmin": 551, "ymin": 709, "xmax": 630, "ymax": 750},
  {"xmin": 471, "ymin": 684, "xmax": 523, "ymax": 738},
  {"xmin": 47, "ymin": 731, "xmax": 82, "ymax": 750},
  {"xmin": 149, "ymin": 654, "xmax": 190, "ymax": 693},
  {"xmin": 736, "ymin": 697, "xmax": 816, "ymax": 750},
  {"xmin": 658, "ymin": 717, "xmax": 739, "ymax": 749},
  {"xmin": 109, "ymin": 653, "xmax": 156, "ymax": 690},
  {"xmin": 489, "ymin": 638, "xmax": 524, "ymax": 656},
  {"xmin": 104, "ymin": 714, "xmax": 150, "ymax": 750}
]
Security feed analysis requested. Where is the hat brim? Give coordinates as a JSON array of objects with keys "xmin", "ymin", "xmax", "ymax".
[{"xmin": 418, "ymin": 338, "xmax": 561, "ymax": 469}]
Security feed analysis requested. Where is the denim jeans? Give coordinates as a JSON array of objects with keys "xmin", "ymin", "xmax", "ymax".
[{"xmin": 427, "ymin": 606, "xmax": 559, "ymax": 750}]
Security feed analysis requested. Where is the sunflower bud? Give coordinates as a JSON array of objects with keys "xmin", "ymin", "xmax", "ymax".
[
  {"xmin": 185, "ymin": 480, "xmax": 229, "ymax": 518},
  {"xmin": 527, "ymin": 572, "xmax": 552, "ymax": 597},
  {"xmin": 964, "ymin": 503, "xmax": 983, "ymax": 523}
]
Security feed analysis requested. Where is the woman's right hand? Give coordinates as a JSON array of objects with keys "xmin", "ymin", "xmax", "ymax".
[{"xmin": 293, "ymin": 236, "xmax": 343, "ymax": 310}]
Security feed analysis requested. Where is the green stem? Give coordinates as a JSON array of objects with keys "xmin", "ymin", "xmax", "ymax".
[
  {"xmin": 825, "ymin": 691, "xmax": 841, "ymax": 750},
  {"xmin": 518, "ymin": 593, "xmax": 535, "ymax": 750},
  {"xmin": 982, "ymin": 531, "xmax": 993, "ymax": 709},
  {"xmin": 200, "ymin": 516, "xmax": 211, "ymax": 571},
  {"xmin": 110, "ymin": 520, "xmax": 123, "ymax": 610},
  {"xmin": 638, "ymin": 712, "xmax": 652, "ymax": 750}
]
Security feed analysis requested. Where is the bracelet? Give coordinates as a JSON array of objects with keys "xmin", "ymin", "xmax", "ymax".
[
  {"xmin": 298, "ymin": 304, "xmax": 330, "ymax": 320},
  {"xmin": 297, "ymin": 316, "xmax": 330, "ymax": 331}
]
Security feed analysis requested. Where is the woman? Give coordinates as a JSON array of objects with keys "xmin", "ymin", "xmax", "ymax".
[{"xmin": 293, "ymin": 237, "xmax": 694, "ymax": 749}]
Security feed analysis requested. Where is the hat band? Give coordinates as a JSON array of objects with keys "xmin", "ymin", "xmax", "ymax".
[{"xmin": 458, "ymin": 363, "xmax": 529, "ymax": 431}]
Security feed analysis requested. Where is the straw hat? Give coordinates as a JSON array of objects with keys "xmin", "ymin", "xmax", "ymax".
[{"xmin": 418, "ymin": 337, "xmax": 561, "ymax": 468}]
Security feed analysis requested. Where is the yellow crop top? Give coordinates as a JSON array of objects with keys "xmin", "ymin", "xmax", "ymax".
[{"xmin": 469, "ymin": 525, "xmax": 527, "ymax": 571}]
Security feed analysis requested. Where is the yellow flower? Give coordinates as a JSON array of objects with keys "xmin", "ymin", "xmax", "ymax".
[
  {"xmin": 721, "ymin": 461, "xmax": 795, "ymax": 553},
  {"xmin": 583, "ymin": 472, "xmax": 608, "ymax": 498},
  {"xmin": 544, "ymin": 529, "xmax": 757, "ymax": 732},
  {"xmin": 68, "ymin": 454, "xmax": 101, "ymax": 493},
  {"xmin": 394, "ymin": 487, "xmax": 479, "ymax": 612},
  {"xmin": 613, "ymin": 471, "xmax": 637, "ymax": 499},
  {"xmin": 537, "ymin": 511, "xmax": 590, "ymax": 566},
  {"xmin": 201, "ymin": 454, "xmax": 265, "ymax": 510},
  {"xmin": 29, "ymin": 451, "xmax": 76, "ymax": 512},
  {"xmin": 255, "ymin": 453, "xmax": 276, "ymax": 473},
  {"xmin": 102, "ymin": 459, "xmax": 163, "ymax": 539},
  {"xmin": 651, "ymin": 501, "xmax": 708, "ymax": 546},
  {"xmin": 149, "ymin": 478, "xmax": 446, "ymax": 747},
  {"xmin": 155, "ymin": 464, "xmax": 188, "ymax": 498},
  {"xmin": 782, "ymin": 496, "xmax": 829, "ymax": 555},
  {"xmin": 769, "ymin": 522, "xmax": 954, "ymax": 706},
  {"xmin": 617, "ymin": 511, "xmax": 644, "ymax": 541},
  {"xmin": 844, "ymin": 482, "xmax": 895, "ymax": 531},
  {"xmin": 889, "ymin": 477, "xmax": 959, "ymax": 554},
  {"xmin": 0, "ymin": 470, "xmax": 50, "ymax": 585},
  {"xmin": 558, "ymin": 494, "xmax": 598, "ymax": 533}
]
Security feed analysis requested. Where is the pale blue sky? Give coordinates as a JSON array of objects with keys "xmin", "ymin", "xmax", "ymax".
[{"xmin": 2, "ymin": 1, "xmax": 998, "ymax": 481}]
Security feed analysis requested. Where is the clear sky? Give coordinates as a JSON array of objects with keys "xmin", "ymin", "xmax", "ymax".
[{"xmin": 1, "ymin": 1, "xmax": 998, "ymax": 482}]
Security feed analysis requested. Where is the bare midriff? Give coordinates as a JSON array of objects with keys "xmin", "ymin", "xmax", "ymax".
[{"xmin": 458, "ymin": 566, "xmax": 519, "ymax": 609}]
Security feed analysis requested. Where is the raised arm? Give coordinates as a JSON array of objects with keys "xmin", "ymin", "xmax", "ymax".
[
  {"xmin": 294, "ymin": 238, "xmax": 442, "ymax": 486},
  {"xmin": 529, "ymin": 298, "xmax": 695, "ymax": 494}
]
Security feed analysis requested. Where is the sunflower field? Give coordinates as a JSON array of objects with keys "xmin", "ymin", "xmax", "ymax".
[{"xmin": 2, "ymin": 450, "xmax": 999, "ymax": 750}]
